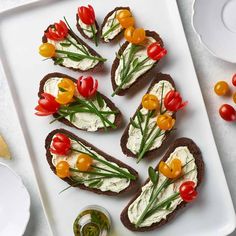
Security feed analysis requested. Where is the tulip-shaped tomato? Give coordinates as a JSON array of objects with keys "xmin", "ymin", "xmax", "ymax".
[
  {"xmin": 35, "ymin": 93, "xmax": 60, "ymax": 116},
  {"xmin": 147, "ymin": 42, "xmax": 167, "ymax": 60},
  {"xmin": 76, "ymin": 154, "xmax": 93, "ymax": 171},
  {"xmin": 78, "ymin": 5, "xmax": 95, "ymax": 25},
  {"xmin": 56, "ymin": 161, "xmax": 70, "ymax": 178},
  {"xmin": 56, "ymin": 78, "xmax": 75, "ymax": 105},
  {"xmin": 164, "ymin": 90, "xmax": 188, "ymax": 112},
  {"xmin": 116, "ymin": 9, "xmax": 135, "ymax": 28},
  {"xmin": 50, "ymin": 133, "xmax": 71, "ymax": 155},
  {"xmin": 77, "ymin": 76, "xmax": 98, "ymax": 98},
  {"xmin": 142, "ymin": 94, "xmax": 160, "ymax": 110},
  {"xmin": 156, "ymin": 114, "xmax": 175, "ymax": 130},
  {"xmin": 179, "ymin": 181, "xmax": 198, "ymax": 202},
  {"xmin": 124, "ymin": 26, "xmax": 146, "ymax": 45},
  {"xmin": 45, "ymin": 20, "xmax": 68, "ymax": 41},
  {"xmin": 159, "ymin": 158, "xmax": 182, "ymax": 179}
]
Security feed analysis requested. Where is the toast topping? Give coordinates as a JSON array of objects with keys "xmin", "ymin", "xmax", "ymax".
[
  {"xmin": 50, "ymin": 133, "xmax": 135, "ymax": 193},
  {"xmin": 36, "ymin": 76, "xmax": 119, "ymax": 131},
  {"xmin": 128, "ymin": 146, "xmax": 197, "ymax": 227}
]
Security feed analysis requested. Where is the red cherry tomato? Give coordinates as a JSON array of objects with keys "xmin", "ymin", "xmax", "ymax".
[
  {"xmin": 77, "ymin": 76, "xmax": 98, "ymax": 98},
  {"xmin": 232, "ymin": 74, "xmax": 236, "ymax": 87},
  {"xmin": 45, "ymin": 20, "xmax": 68, "ymax": 41},
  {"xmin": 50, "ymin": 133, "xmax": 71, "ymax": 155},
  {"xmin": 78, "ymin": 5, "xmax": 95, "ymax": 25},
  {"xmin": 219, "ymin": 104, "xmax": 236, "ymax": 122},
  {"xmin": 147, "ymin": 42, "xmax": 167, "ymax": 61},
  {"xmin": 179, "ymin": 181, "xmax": 198, "ymax": 202}
]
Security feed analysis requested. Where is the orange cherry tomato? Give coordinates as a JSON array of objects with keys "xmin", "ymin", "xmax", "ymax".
[
  {"xmin": 159, "ymin": 158, "xmax": 182, "ymax": 179},
  {"xmin": 142, "ymin": 94, "xmax": 160, "ymax": 110},
  {"xmin": 157, "ymin": 114, "xmax": 175, "ymax": 130},
  {"xmin": 76, "ymin": 154, "xmax": 93, "ymax": 171},
  {"xmin": 214, "ymin": 81, "xmax": 229, "ymax": 96},
  {"xmin": 124, "ymin": 26, "xmax": 146, "ymax": 45},
  {"xmin": 39, "ymin": 43, "xmax": 56, "ymax": 57},
  {"xmin": 56, "ymin": 161, "xmax": 70, "ymax": 178},
  {"xmin": 56, "ymin": 78, "xmax": 75, "ymax": 105},
  {"xmin": 233, "ymin": 92, "xmax": 236, "ymax": 104},
  {"xmin": 116, "ymin": 9, "xmax": 135, "ymax": 28}
]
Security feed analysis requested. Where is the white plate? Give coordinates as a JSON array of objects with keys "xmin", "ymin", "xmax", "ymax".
[
  {"xmin": 0, "ymin": 163, "xmax": 30, "ymax": 236},
  {"xmin": 192, "ymin": 0, "xmax": 236, "ymax": 63},
  {"xmin": 0, "ymin": 0, "xmax": 235, "ymax": 235}
]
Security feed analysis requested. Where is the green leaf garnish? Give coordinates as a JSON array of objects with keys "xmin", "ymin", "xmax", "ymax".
[
  {"xmin": 148, "ymin": 166, "xmax": 158, "ymax": 184},
  {"xmin": 96, "ymin": 93, "xmax": 105, "ymax": 108},
  {"xmin": 54, "ymin": 57, "xmax": 64, "ymax": 65},
  {"xmin": 60, "ymin": 42, "xmax": 71, "ymax": 47},
  {"xmin": 130, "ymin": 118, "xmax": 139, "ymax": 129}
]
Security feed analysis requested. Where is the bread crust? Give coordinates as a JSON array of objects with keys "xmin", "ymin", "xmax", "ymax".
[
  {"xmin": 120, "ymin": 137, "xmax": 204, "ymax": 231},
  {"xmin": 100, "ymin": 6, "xmax": 130, "ymax": 43},
  {"xmin": 38, "ymin": 72, "xmax": 123, "ymax": 132},
  {"xmin": 120, "ymin": 73, "xmax": 176, "ymax": 158},
  {"xmin": 111, "ymin": 30, "xmax": 164, "ymax": 96},
  {"xmin": 42, "ymin": 26, "xmax": 104, "ymax": 72},
  {"xmin": 45, "ymin": 129, "xmax": 139, "ymax": 196}
]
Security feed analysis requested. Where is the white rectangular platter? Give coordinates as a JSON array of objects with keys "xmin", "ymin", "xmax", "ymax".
[{"xmin": 0, "ymin": 0, "xmax": 235, "ymax": 235}]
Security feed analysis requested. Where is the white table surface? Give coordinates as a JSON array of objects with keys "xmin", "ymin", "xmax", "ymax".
[{"xmin": 0, "ymin": 0, "xmax": 235, "ymax": 235}]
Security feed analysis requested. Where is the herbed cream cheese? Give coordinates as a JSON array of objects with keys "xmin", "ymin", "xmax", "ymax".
[
  {"xmin": 128, "ymin": 146, "xmax": 198, "ymax": 227},
  {"xmin": 114, "ymin": 37, "xmax": 156, "ymax": 89},
  {"xmin": 43, "ymin": 77, "xmax": 115, "ymax": 131},
  {"xmin": 47, "ymin": 35, "xmax": 99, "ymax": 70},
  {"xmin": 101, "ymin": 10, "xmax": 123, "ymax": 42},
  {"xmin": 78, "ymin": 19, "xmax": 97, "ymax": 38},
  {"xmin": 127, "ymin": 80, "xmax": 174, "ymax": 154},
  {"xmin": 51, "ymin": 138, "xmax": 130, "ymax": 193}
]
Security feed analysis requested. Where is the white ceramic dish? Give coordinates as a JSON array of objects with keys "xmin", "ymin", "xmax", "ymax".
[
  {"xmin": 0, "ymin": 0, "xmax": 235, "ymax": 235},
  {"xmin": 0, "ymin": 163, "xmax": 30, "ymax": 236},
  {"xmin": 192, "ymin": 0, "xmax": 236, "ymax": 63}
]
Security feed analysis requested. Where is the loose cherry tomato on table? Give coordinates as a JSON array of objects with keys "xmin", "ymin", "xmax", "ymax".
[
  {"xmin": 179, "ymin": 181, "xmax": 198, "ymax": 202},
  {"xmin": 39, "ymin": 43, "xmax": 56, "ymax": 58},
  {"xmin": 56, "ymin": 161, "xmax": 70, "ymax": 178},
  {"xmin": 142, "ymin": 94, "xmax": 160, "ymax": 110},
  {"xmin": 35, "ymin": 93, "xmax": 60, "ymax": 116},
  {"xmin": 147, "ymin": 42, "xmax": 167, "ymax": 61},
  {"xmin": 159, "ymin": 158, "xmax": 182, "ymax": 179},
  {"xmin": 214, "ymin": 81, "xmax": 229, "ymax": 96},
  {"xmin": 45, "ymin": 20, "xmax": 68, "ymax": 41},
  {"xmin": 124, "ymin": 26, "xmax": 146, "ymax": 45},
  {"xmin": 232, "ymin": 74, "xmax": 236, "ymax": 87},
  {"xmin": 78, "ymin": 5, "xmax": 95, "ymax": 25},
  {"xmin": 116, "ymin": 9, "xmax": 135, "ymax": 28},
  {"xmin": 76, "ymin": 154, "xmax": 93, "ymax": 171},
  {"xmin": 50, "ymin": 133, "xmax": 71, "ymax": 155},
  {"xmin": 156, "ymin": 114, "xmax": 175, "ymax": 130},
  {"xmin": 164, "ymin": 90, "xmax": 188, "ymax": 112},
  {"xmin": 56, "ymin": 78, "xmax": 75, "ymax": 105},
  {"xmin": 233, "ymin": 92, "xmax": 236, "ymax": 104},
  {"xmin": 77, "ymin": 76, "xmax": 98, "ymax": 98},
  {"xmin": 219, "ymin": 104, "xmax": 236, "ymax": 122}
]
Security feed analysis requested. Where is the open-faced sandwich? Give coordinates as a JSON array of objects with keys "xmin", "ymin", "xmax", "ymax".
[
  {"xmin": 76, "ymin": 5, "xmax": 99, "ymax": 46},
  {"xmin": 111, "ymin": 28, "xmax": 167, "ymax": 96},
  {"xmin": 100, "ymin": 7, "xmax": 133, "ymax": 43},
  {"xmin": 35, "ymin": 73, "xmax": 122, "ymax": 132},
  {"xmin": 46, "ymin": 129, "xmax": 138, "ymax": 195},
  {"xmin": 121, "ymin": 73, "xmax": 187, "ymax": 163},
  {"xmin": 121, "ymin": 138, "xmax": 204, "ymax": 231},
  {"xmin": 39, "ymin": 19, "xmax": 106, "ymax": 72}
]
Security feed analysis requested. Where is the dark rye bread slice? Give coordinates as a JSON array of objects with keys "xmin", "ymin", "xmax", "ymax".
[
  {"xmin": 76, "ymin": 14, "xmax": 99, "ymax": 42},
  {"xmin": 111, "ymin": 30, "xmax": 164, "ymax": 96},
  {"xmin": 100, "ymin": 6, "xmax": 130, "ymax": 43},
  {"xmin": 45, "ymin": 129, "xmax": 139, "ymax": 196},
  {"xmin": 121, "ymin": 73, "xmax": 176, "ymax": 158},
  {"xmin": 42, "ymin": 25, "xmax": 104, "ymax": 72},
  {"xmin": 121, "ymin": 137, "xmax": 204, "ymax": 231},
  {"xmin": 38, "ymin": 72, "xmax": 123, "ymax": 132}
]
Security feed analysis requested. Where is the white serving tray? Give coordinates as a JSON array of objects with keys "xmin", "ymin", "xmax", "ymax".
[{"xmin": 0, "ymin": 0, "xmax": 235, "ymax": 235}]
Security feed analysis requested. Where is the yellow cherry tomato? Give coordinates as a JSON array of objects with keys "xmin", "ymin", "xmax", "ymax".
[
  {"xmin": 159, "ymin": 158, "xmax": 182, "ymax": 179},
  {"xmin": 157, "ymin": 114, "xmax": 175, "ymax": 130},
  {"xmin": 142, "ymin": 94, "xmax": 160, "ymax": 110},
  {"xmin": 56, "ymin": 161, "xmax": 70, "ymax": 178},
  {"xmin": 116, "ymin": 10, "xmax": 135, "ymax": 28},
  {"xmin": 233, "ymin": 92, "xmax": 236, "ymax": 104},
  {"xmin": 56, "ymin": 78, "xmax": 75, "ymax": 105},
  {"xmin": 76, "ymin": 153, "xmax": 93, "ymax": 172},
  {"xmin": 39, "ymin": 43, "xmax": 55, "ymax": 57},
  {"xmin": 214, "ymin": 81, "xmax": 229, "ymax": 96},
  {"xmin": 124, "ymin": 26, "xmax": 146, "ymax": 45}
]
